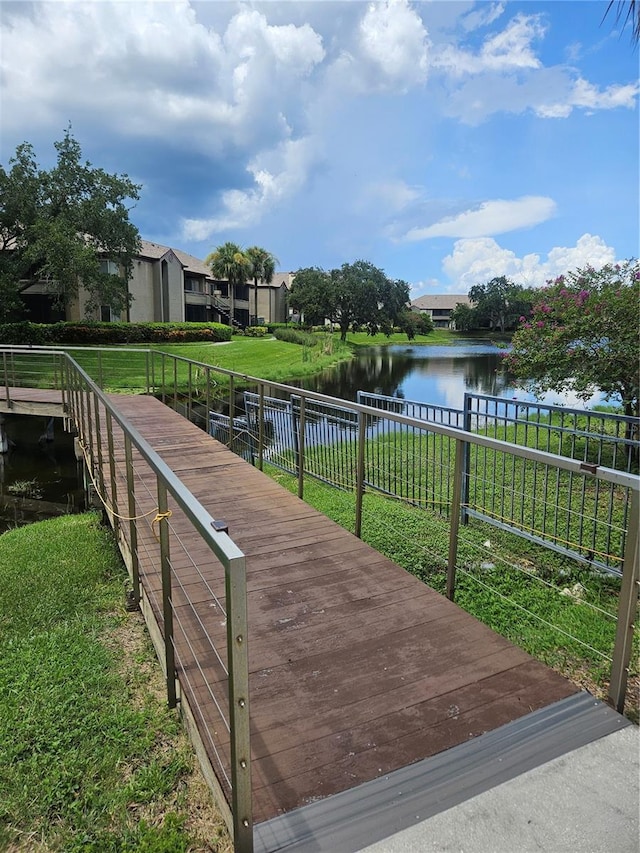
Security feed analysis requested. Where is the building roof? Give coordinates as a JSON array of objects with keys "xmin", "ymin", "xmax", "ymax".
[
  {"xmin": 411, "ymin": 294, "xmax": 472, "ymax": 311},
  {"xmin": 138, "ymin": 239, "xmax": 212, "ymax": 278}
]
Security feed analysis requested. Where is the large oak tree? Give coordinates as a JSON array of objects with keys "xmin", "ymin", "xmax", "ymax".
[{"xmin": 0, "ymin": 128, "xmax": 141, "ymax": 321}]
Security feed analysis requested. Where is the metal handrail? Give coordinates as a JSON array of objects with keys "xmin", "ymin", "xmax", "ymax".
[{"xmin": 0, "ymin": 346, "xmax": 253, "ymax": 851}]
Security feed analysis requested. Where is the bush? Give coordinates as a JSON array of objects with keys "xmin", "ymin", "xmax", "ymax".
[
  {"xmin": 273, "ymin": 327, "xmax": 318, "ymax": 347},
  {"xmin": 243, "ymin": 325, "xmax": 269, "ymax": 337},
  {"xmin": 0, "ymin": 321, "xmax": 232, "ymax": 346}
]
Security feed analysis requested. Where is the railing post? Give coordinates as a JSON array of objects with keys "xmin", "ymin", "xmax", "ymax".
[
  {"xmin": 124, "ymin": 434, "xmax": 141, "ymax": 604},
  {"xmin": 297, "ymin": 396, "xmax": 306, "ymax": 499},
  {"xmin": 93, "ymin": 394, "xmax": 106, "ymax": 498},
  {"xmin": 157, "ymin": 480, "xmax": 177, "ymax": 708},
  {"xmin": 3, "ymin": 352, "xmax": 12, "ymax": 409},
  {"xmin": 461, "ymin": 393, "xmax": 471, "ymax": 525},
  {"xmin": 105, "ymin": 410, "xmax": 120, "ymax": 541},
  {"xmin": 161, "ymin": 353, "xmax": 166, "ymax": 404},
  {"xmin": 188, "ymin": 361, "xmax": 193, "ymax": 422},
  {"xmin": 226, "ymin": 554, "xmax": 253, "ymax": 853},
  {"xmin": 145, "ymin": 349, "xmax": 151, "ymax": 395},
  {"xmin": 609, "ymin": 487, "xmax": 639, "ymax": 713},
  {"xmin": 98, "ymin": 350, "xmax": 104, "ymax": 389},
  {"xmin": 447, "ymin": 437, "xmax": 466, "ymax": 601},
  {"xmin": 258, "ymin": 385, "xmax": 265, "ymax": 472},
  {"xmin": 355, "ymin": 411, "xmax": 366, "ymax": 538},
  {"xmin": 205, "ymin": 366, "xmax": 212, "ymax": 435},
  {"xmin": 173, "ymin": 357, "xmax": 178, "ymax": 411},
  {"xmin": 229, "ymin": 375, "xmax": 235, "ymax": 451}
]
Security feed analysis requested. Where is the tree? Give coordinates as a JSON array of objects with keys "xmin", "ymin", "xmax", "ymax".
[
  {"xmin": 450, "ymin": 302, "xmax": 476, "ymax": 332},
  {"xmin": 397, "ymin": 309, "xmax": 433, "ymax": 340},
  {"xmin": 289, "ymin": 261, "xmax": 409, "ymax": 339},
  {"xmin": 0, "ymin": 128, "xmax": 141, "ymax": 321},
  {"xmin": 206, "ymin": 241, "xmax": 252, "ymax": 328},
  {"xmin": 288, "ymin": 267, "xmax": 333, "ymax": 326},
  {"xmin": 504, "ymin": 260, "xmax": 640, "ymax": 419},
  {"xmin": 331, "ymin": 261, "xmax": 409, "ymax": 341},
  {"xmin": 603, "ymin": 1, "xmax": 640, "ymax": 44},
  {"xmin": 245, "ymin": 246, "xmax": 278, "ymax": 325}
]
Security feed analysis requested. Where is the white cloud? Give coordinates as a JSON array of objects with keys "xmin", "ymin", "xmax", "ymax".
[
  {"xmin": 0, "ymin": 1, "xmax": 325, "ymax": 152},
  {"xmin": 330, "ymin": 0, "xmax": 430, "ymax": 94},
  {"xmin": 441, "ymin": 233, "xmax": 617, "ymax": 291},
  {"xmin": 537, "ymin": 76, "xmax": 640, "ymax": 117},
  {"xmin": 404, "ymin": 196, "xmax": 556, "ymax": 241},
  {"xmin": 182, "ymin": 136, "xmax": 318, "ymax": 238},
  {"xmin": 460, "ymin": 3, "xmax": 506, "ymax": 33},
  {"xmin": 434, "ymin": 14, "xmax": 544, "ymax": 77}
]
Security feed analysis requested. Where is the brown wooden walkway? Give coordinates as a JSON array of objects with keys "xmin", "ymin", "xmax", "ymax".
[{"xmin": 2, "ymin": 388, "xmax": 579, "ymax": 829}]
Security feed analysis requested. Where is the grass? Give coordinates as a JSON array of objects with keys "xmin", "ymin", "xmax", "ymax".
[
  {"xmin": 264, "ymin": 463, "xmax": 638, "ymax": 723},
  {"xmin": 0, "ymin": 513, "xmax": 231, "ymax": 852}
]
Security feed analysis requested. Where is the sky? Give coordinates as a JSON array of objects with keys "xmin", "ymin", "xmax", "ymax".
[{"xmin": 1, "ymin": 1, "xmax": 638, "ymax": 297}]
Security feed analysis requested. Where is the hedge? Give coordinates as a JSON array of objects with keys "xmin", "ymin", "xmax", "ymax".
[{"xmin": 0, "ymin": 321, "xmax": 232, "ymax": 346}]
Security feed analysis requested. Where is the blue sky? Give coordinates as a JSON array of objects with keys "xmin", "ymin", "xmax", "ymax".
[{"xmin": 1, "ymin": 1, "xmax": 638, "ymax": 296}]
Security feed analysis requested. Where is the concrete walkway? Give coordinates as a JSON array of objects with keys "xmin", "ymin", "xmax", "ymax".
[{"xmin": 362, "ymin": 725, "xmax": 639, "ymax": 853}]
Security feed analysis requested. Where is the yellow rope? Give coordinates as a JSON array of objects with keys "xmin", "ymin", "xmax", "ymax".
[{"xmin": 78, "ymin": 437, "xmax": 163, "ymax": 523}]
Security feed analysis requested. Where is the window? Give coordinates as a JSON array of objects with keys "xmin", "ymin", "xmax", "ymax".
[
  {"xmin": 184, "ymin": 276, "xmax": 204, "ymax": 293},
  {"xmin": 100, "ymin": 306, "xmax": 121, "ymax": 322},
  {"xmin": 99, "ymin": 260, "xmax": 120, "ymax": 276}
]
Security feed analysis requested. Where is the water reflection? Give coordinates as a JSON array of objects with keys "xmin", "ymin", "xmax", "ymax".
[
  {"xmin": 296, "ymin": 342, "xmax": 608, "ymax": 411},
  {"xmin": 0, "ymin": 415, "xmax": 85, "ymax": 534}
]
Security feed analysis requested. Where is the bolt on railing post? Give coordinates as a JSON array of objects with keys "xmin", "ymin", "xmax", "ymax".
[
  {"xmin": 225, "ymin": 554, "xmax": 253, "ymax": 853},
  {"xmin": 258, "ymin": 385, "xmax": 265, "ymax": 472},
  {"xmin": 105, "ymin": 410, "xmax": 120, "ymax": 541},
  {"xmin": 355, "ymin": 411, "xmax": 366, "ymax": 538},
  {"xmin": 157, "ymin": 480, "xmax": 177, "ymax": 708},
  {"xmin": 609, "ymin": 487, "xmax": 639, "ymax": 713},
  {"xmin": 447, "ymin": 437, "xmax": 466, "ymax": 601},
  {"xmin": 297, "ymin": 396, "xmax": 306, "ymax": 499},
  {"xmin": 124, "ymin": 434, "xmax": 140, "ymax": 604}
]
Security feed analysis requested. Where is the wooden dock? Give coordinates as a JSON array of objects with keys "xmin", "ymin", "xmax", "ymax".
[
  {"xmin": 7, "ymin": 386, "xmax": 622, "ymax": 849},
  {"xmin": 102, "ymin": 394, "xmax": 579, "ymax": 823}
]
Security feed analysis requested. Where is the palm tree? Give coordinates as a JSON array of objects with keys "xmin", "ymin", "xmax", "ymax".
[
  {"xmin": 246, "ymin": 246, "xmax": 278, "ymax": 326},
  {"xmin": 604, "ymin": 1, "xmax": 639, "ymax": 43},
  {"xmin": 205, "ymin": 242, "xmax": 252, "ymax": 328}
]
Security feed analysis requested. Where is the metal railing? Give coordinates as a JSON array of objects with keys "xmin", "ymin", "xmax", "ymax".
[
  {"xmin": 142, "ymin": 348, "xmax": 638, "ymax": 714},
  {"xmin": 2, "ymin": 345, "xmax": 639, "ymax": 718},
  {"xmin": 0, "ymin": 346, "xmax": 253, "ymax": 851}
]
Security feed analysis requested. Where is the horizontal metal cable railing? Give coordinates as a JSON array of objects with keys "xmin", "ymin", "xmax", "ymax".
[{"xmin": 0, "ymin": 346, "xmax": 253, "ymax": 852}]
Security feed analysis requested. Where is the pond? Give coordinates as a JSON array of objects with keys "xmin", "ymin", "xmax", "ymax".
[
  {"xmin": 294, "ymin": 341, "xmax": 610, "ymax": 411},
  {"xmin": 0, "ymin": 414, "xmax": 86, "ymax": 534}
]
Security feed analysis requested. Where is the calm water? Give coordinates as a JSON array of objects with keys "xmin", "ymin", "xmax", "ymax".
[
  {"xmin": 295, "ymin": 341, "xmax": 609, "ymax": 411},
  {"xmin": 0, "ymin": 342, "xmax": 611, "ymax": 533},
  {"xmin": 0, "ymin": 415, "xmax": 85, "ymax": 533}
]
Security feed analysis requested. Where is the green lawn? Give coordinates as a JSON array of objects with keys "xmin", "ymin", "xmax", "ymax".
[{"xmin": 0, "ymin": 513, "xmax": 230, "ymax": 852}]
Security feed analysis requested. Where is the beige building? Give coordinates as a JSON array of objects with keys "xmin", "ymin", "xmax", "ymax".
[
  {"xmin": 20, "ymin": 239, "xmax": 292, "ymax": 328},
  {"xmin": 410, "ymin": 294, "xmax": 472, "ymax": 329}
]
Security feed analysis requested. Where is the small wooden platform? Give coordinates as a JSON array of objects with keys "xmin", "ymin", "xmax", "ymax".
[{"xmin": 3, "ymin": 388, "xmax": 580, "ymax": 831}]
